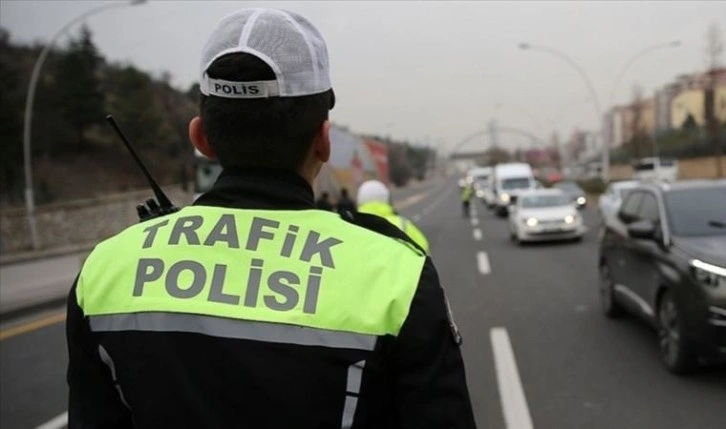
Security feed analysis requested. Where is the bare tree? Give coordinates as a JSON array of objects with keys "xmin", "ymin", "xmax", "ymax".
[
  {"xmin": 705, "ymin": 22, "xmax": 724, "ymax": 70},
  {"xmin": 705, "ymin": 22, "xmax": 724, "ymax": 177},
  {"xmin": 628, "ymin": 83, "xmax": 648, "ymax": 160}
]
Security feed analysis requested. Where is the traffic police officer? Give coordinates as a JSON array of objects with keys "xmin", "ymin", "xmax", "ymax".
[
  {"xmin": 461, "ymin": 183, "xmax": 474, "ymax": 218},
  {"xmin": 66, "ymin": 8, "xmax": 477, "ymax": 429},
  {"xmin": 356, "ymin": 179, "xmax": 430, "ymax": 253}
]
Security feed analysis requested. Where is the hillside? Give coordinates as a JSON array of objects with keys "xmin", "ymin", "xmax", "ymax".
[{"xmin": 0, "ymin": 26, "xmax": 198, "ymax": 207}]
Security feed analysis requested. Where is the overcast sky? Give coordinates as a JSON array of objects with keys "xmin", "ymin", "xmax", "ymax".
[{"xmin": 1, "ymin": 1, "xmax": 724, "ymax": 153}]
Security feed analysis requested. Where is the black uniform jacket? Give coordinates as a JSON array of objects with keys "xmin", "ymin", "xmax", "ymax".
[{"xmin": 66, "ymin": 168, "xmax": 477, "ymax": 429}]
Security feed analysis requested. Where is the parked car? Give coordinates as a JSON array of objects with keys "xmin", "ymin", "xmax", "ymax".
[
  {"xmin": 598, "ymin": 180, "xmax": 639, "ymax": 221},
  {"xmin": 492, "ymin": 163, "xmax": 536, "ymax": 217},
  {"xmin": 508, "ymin": 189, "xmax": 585, "ymax": 244},
  {"xmin": 633, "ymin": 157, "xmax": 678, "ymax": 182},
  {"xmin": 553, "ymin": 181, "xmax": 587, "ymax": 209},
  {"xmin": 598, "ymin": 180, "xmax": 726, "ymax": 374}
]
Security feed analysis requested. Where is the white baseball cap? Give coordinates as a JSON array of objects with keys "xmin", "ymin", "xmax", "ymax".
[
  {"xmin": 357, "ymin": 180, "xmax": 391, "ymax": 206},
  {"xmin": 199, "ymin": 8, "xmax": 332, "ymax": 100}
]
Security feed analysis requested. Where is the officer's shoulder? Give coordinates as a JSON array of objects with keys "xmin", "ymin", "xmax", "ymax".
[{"xmin": 339, "ymin": 211, "xmax": 426, "ymax": 256}]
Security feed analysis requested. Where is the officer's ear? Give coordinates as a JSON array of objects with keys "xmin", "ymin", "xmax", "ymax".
[
  {"xmin": 189, "ymin": 116, "xmax": 217, "ymax": 160},
  {"xmin": 312, "ymin": 120, "xmax": 331, "ymax": 163}
]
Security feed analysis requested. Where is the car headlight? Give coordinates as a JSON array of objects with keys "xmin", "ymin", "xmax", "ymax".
[
  {"xmin": 690, "ymin": 259, "xmax": 726, "ymax": 288},
  {"xmin": 564, "ymin": 215, "xmax": 575, "ymax": 224},
  {"xmin": 525, "ymin": 217, "xmax": 538, "ymax": 227},
  {"xmin": 577, "ymin": 196, "xmax": 586, "ymax": 205},
  {"xmin": 500, "ymin": 193, "xmax": 511, "ymax": 203}
]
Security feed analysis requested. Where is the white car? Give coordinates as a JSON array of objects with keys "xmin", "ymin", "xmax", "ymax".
[
  {"xmin": 508, "ymin": 189, "xmax": 585, "ymax": 244},
  {"xmin": 598, "ymin": 180, "xmax": 638, "ymax": 222},
  {"xmin": 632, "ymin": 157, "xmax": 678, "ymax": 182}
]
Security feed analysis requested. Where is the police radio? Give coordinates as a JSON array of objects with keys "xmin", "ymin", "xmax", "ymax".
[{"xmin": 105, "ymin": 115, "xmax": 180, "ymax": 222}]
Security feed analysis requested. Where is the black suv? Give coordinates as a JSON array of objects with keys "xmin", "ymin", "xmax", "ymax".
[{"xmin": 598, "ymin": 180, "xmax": 726, "ymax": 374}]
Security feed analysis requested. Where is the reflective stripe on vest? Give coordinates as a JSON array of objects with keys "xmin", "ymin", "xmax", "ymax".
[
  {"xmin": 77, "ymin": 206, "xmax": 425, "ymax": 338},
  {"xmin": 89, "ymin": 312, "xmax": 377, "ymax": 350}
]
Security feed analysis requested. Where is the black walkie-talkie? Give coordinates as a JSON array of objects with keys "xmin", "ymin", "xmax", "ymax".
[{"xmin": 106, "ymin": 115, "xmax": 180, "ymax": 222}]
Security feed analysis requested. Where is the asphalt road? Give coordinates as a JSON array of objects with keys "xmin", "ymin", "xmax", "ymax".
[{"xmin": 1, "ymin": 177, "xmax": 725, "ymax": 429}]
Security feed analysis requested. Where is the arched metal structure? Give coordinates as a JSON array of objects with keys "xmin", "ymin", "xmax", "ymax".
[{"xmin": 448, "ymin": 126, "xmax": 547, "ymax": 158}]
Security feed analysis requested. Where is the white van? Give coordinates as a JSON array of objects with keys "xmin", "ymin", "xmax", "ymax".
[
  {"xmin": 632, "ymin": 157, "xmax": 678, "ymax": 182},
  {"xmin": 492, "ymin": 163, "xmax": 536, "ymax": 217},
  {"xmin": 466, "ymin": 167, "xmax": 494, "ymax": 206}
]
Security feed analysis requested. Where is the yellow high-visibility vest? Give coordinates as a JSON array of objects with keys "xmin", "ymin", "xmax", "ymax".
[
  {"xmin": 77, "ymin": 206, "xmax": 426, "ymax": 339},
  {"xmin": 357, "ymin": 201, "xmax": 430, "ymax": 254}
]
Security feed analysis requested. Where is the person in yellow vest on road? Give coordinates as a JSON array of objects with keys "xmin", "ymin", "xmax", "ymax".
[
  {"xmin": 461, "ymin": 183, "xmax": 474, "ymax": 218},
  {"xmin": 357, "ymin": 180, "xmax": 430, "ymax": 253}
]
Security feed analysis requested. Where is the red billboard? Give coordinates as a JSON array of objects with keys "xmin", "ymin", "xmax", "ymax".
[{"xmin": 363, "ymin": 139, "xmax": 390, "ymax": 185}]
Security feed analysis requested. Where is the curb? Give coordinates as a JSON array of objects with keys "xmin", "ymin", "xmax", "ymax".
[{"xmin": 0, "ymin": 243, "xmax": 95, "ymax": 266}]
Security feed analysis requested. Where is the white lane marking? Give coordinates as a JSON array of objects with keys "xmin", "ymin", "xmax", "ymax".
[
  {"xmin": 471, "ymin": 217, "xmax": 479, "ymax": 226},
  {"xmin": 36, "ymin": 411, "xmax": 68, "ymax": 429},
  {"xmin": 490, "ymin": 328, "xmax": 534, "ymax": 429},
  {"xmin": 397, "ymin": 193, "xmax": 427, "ymax": 209},
  {"xmin": 477, "ymin": 251, "xmax": 491, "ymax": 275},
  {"xmin": 473, "ymin": 228, "xmax": 482, "ymax": 241}
]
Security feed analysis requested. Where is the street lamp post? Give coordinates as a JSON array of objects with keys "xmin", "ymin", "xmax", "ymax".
[
  {"xmin": 518, "ymin": 43, "xmax": 607, "ymax": 180},
  {"xmin": 607, "ymin": 41, "xmax": 680, "ymax": 160},
  {"xmin": 608, "ymin": 40, "xmax": 681, "ymax": 108},
  {"xmin": 22, "ymin": 0, "xmax": 146, "ymax": 249},
  {"xmin": 519, "ymin": 41, "xmax": 681, "ymax": 183}
]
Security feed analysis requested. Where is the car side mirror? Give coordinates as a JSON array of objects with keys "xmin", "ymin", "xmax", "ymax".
[{"xmin": 627, "ymin": 219, "xmax": 656, "ymax": 240}]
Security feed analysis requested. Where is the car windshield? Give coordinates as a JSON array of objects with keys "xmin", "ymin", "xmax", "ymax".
[
  {"xmin": 664, "ymin": 187, "xmax": 726, "ymax": 236},
  {"xmin": 501, "ymin": 177, "xmax": 531, "ymax": 190},
  {"xmin": 475, "ymin": 177, "xmax": 490, "ymax": 187},
  {"xmin": 521, "ymin": 194, "xmax": 571, "ymax": 208}
]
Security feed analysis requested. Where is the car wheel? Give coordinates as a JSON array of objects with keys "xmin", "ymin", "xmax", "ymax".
[
  {"xmin": 599, "ymin": 264, "xmax": 623, "ymax": 318},
  {"xmin": 657, "ymin": 290, "xmax": 698, "ymax": 375}
]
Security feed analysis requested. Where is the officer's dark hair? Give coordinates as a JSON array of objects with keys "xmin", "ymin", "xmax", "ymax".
[{"xmin": 199, "ymin": 53, "xmax": 334, "ymax": 170}]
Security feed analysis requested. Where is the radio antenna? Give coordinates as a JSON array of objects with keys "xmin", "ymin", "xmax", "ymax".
[{"xmin": 105, "ymin": 115, "xmax": 175, "ymax": 210}]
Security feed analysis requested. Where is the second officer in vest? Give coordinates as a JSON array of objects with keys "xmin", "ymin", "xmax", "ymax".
[
  {"xmin": 66, "ymin": 8, "xmax": 476, "ymax": 429},
  {"xmin": 356, "ymin": 179, "xmax": 430, "ymax": 253}
]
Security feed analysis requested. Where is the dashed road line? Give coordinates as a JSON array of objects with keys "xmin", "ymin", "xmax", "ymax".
[
  {"xmin": 490, "ymin": 328, "xmax": 534, "ymax": 429},
  {"xmin": 36, "ymin": 411, "xmax": 68, "ymax": 429},
  {"xmin": 412, "ymin": 181, "xmax": 455, "ymax": 221},
  {"xmin": 477, "ymin": 251, "xmax": 491, "ymax": 275},
  {"xmin": 473, "ymin": 228, "xmax": 482, "ymax": 241}
]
